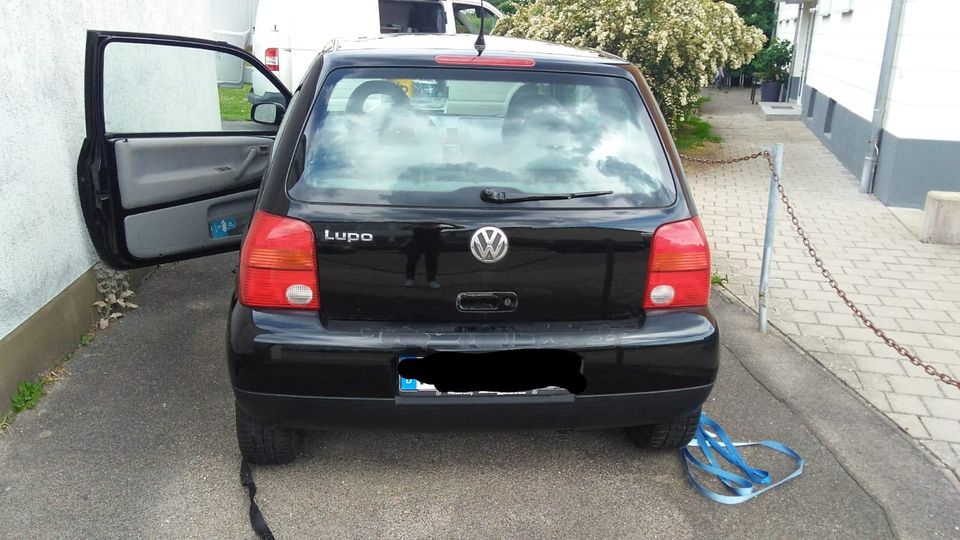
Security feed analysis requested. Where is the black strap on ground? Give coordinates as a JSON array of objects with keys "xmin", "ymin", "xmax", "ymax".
[{"xmin": 240, "ymin": 460, "xmax": 276, "ymax": 540}]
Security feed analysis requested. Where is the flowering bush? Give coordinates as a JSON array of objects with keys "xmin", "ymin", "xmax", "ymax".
[{"xmin": 494, "ymin": 0, "xmax": 766, "ymax": 127}]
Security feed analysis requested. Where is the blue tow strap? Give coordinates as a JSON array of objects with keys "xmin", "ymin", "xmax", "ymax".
[{"xmin": 681, "ymin": 413, "xmax": 804, "ymax": 505}]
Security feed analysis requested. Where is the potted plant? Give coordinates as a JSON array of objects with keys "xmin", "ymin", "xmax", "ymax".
[{"xmin": 752, "ymin": 38, "xmax": 793, "ymax": 102}]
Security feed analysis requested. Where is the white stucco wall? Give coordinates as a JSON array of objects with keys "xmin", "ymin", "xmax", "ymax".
[
  {"xmin": 776, "ymin": 3, "xmax": 801, "ymax": 63},
  {"xmin": 884, "ymin": 0, "xmax": 960, "ymax": 141},
  {"xmin": 0, "ymin": 1, "xmax": 213, "ymax": 339},
  {"xmin": 778, "ymin": 0, "xmax": 960, "ymax": 142},
  {"xmin": 803, "ymin": 0, "xmax": 891, "ymax": 121},
  {"xmin": 776, "ymin": 2, "xmax": 810, "ymax": 81}
]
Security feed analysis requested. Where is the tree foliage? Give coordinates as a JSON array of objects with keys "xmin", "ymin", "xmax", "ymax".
[
  {"xmin": 724, "ymin": 0, "xmax": 776, "ymax": 38},
  {"xmin": 493, "ymin": 0, "xmax": 532, "ymax": 16},
  {"xmin": 494, "ymin": 0, "xmax": 766, "ymax": 127}
]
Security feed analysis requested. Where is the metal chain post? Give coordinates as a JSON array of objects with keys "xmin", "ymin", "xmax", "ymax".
[
  {"xmin": 758, "ymin": 144, "xmax": 783, "ymax": 334},
  {"xmin": 680, "ymin": 150, "xmax": 960, "ymax": 392}
]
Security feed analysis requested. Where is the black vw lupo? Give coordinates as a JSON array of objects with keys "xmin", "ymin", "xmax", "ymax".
[{"xmin": 79, "ymin": 31, "xmax": 718, "ymax": 464}]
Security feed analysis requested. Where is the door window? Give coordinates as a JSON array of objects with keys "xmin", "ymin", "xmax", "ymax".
[
  {"xmin": 453, "ymin": 4, "xmax": 498, "ymax": 34},
  {"xmin": 102, "ymin": 41, "xmax": 284, "ymax": 134}
]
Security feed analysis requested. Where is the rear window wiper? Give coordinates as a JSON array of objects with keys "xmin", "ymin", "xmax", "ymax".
[{"xmin": 480, "ymin": 187, "xmax": 614, "ymax": 204}]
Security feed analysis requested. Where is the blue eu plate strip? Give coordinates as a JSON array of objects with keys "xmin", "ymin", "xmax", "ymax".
[{"xmin": 210, "ymin": 217, "xmax": 238, "ymax": 239}]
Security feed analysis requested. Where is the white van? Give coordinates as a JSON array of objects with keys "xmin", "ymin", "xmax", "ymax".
[{"xmin": 250, "ymin": 0, "xmax": 503, "ymax": 104}]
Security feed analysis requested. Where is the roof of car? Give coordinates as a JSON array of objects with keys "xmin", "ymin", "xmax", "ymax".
[{"xmin": 331, "ymin": 34, "xmax": 627, "ymax": 64}]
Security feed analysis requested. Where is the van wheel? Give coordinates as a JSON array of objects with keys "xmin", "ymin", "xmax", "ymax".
[
  {"xmin": 235, "ymin": 403, "xmax": 298, "ymax": 465},
  {"xmin": 625, "ymin": 409, "xmax": 701, "ymax": 450}
]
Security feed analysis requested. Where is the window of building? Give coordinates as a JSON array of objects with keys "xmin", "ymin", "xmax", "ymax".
[
  {"xmin": 824, "ymin": 98, "xmax": 836, "ymax": 134},
  {"xmin": 806, "ymin": 89, "xmax": 817, "ymax": 118}
]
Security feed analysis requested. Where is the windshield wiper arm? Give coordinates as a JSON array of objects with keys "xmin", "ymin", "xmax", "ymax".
[{"xmin": 480, "ymin": 187, "xmax": 614, "ymax": 204}]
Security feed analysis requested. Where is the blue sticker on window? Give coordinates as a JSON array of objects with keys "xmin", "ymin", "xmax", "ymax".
[{"xmin": 210, "ymin": 217, "xmax": 238, "ymax": 239}]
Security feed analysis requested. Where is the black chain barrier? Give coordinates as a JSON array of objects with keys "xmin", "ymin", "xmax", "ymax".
[{"xmin": 681, "ymin": 150, "xmax": 960, "ymax": 392}]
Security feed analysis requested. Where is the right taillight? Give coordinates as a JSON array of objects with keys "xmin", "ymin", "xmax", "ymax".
[
  {"xmin": 238, "ymin": 210, "xmax": 319, "ymax": 310},
  {"xmin": 264, "ymin": 47, "xmax": 279, "ymax": 71},
  {"xmin": 643, "ymin": 217, "xmax": 711, "ymax": 309}
]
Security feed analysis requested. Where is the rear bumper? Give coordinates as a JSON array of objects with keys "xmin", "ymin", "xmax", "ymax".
[
  {"xmin": 227, "ymin": 301, "xmax": 719, "ymax": 430},
  {"xmin": 234, "ymin": 384, "xmax": 713, "ymax": 431}
]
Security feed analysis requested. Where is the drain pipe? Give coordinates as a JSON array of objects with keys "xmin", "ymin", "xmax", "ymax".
[{"xmin": 859, "ymin": 0, "xmax": 906, "ymax": 194}]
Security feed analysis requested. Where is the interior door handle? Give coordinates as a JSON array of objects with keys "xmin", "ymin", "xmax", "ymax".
[{"xmin": 233, "ymin": 145, "xmax": 271, "ymax": 182}]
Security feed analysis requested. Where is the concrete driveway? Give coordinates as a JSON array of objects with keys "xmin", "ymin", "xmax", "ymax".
[{"xmin": 1, "ymin": 255, "xmax": 957, "ymax": 538}]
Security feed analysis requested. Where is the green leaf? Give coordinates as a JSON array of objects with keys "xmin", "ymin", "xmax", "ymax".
[{"xmin": 10, "ymin": 380, "xmax": 43, "ymax": 413}]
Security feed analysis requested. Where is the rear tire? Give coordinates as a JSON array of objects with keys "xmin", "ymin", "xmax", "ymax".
[
  {"xmin": 235, "ymin": 403, "xmax": 298, "ymax": 465},
  {"xmin": 625, "ymin": 409, "xmax": 701, "ymax": 450}
]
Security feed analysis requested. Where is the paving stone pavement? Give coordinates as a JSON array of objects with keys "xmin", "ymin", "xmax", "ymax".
[{"xmin": 687, "ymin": 88, "xmax": 960, "ymax": 478}]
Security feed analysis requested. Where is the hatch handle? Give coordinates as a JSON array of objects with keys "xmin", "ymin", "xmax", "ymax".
[{"xmin": 456, "ymin": 292, "xmax": 518, "ymax": 312}]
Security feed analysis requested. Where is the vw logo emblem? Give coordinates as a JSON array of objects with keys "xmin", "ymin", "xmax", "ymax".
[{"xmin": 470, "ymin": 227, "xmax": 509, "ymax": 264}]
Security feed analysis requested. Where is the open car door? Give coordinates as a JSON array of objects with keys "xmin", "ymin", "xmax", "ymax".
[{"xmin": 78, "ymin": 31, "xmax": 291, "ymax": 269}]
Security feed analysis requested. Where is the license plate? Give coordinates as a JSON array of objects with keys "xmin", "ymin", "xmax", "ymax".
[
  {"xmin": 399, "ymin": 376, "xmax": 438, "ymax": 393},
  {"xmin": 397, "ymin": 355, "xmax": 563, "ymax": 396},
  {"xmin": 399, "ymin": 356, "xmax": 439, "ymax": 393}
]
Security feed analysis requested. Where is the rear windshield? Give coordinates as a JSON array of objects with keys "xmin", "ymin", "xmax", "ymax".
[{"xmin": 287, "ymin": 67, "xmax": 676, "ymax": 208}]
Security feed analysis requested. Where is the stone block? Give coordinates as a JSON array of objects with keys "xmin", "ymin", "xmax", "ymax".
[{"xmin": 920, "ymin": 191, "xmax": 960, "ymax": 245}]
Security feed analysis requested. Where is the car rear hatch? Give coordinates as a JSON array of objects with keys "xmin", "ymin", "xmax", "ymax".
[
  {"xmin": 282, "ymin": 62, "xmax": 697, "ymax": 323},
  {"xmin": 301, "ymin": 207, "xmax": 673, "ymax": 322}
]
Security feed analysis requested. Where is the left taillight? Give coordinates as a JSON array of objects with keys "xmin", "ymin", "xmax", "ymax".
[
  {"xmin": 238, "ymin": 210, "xmax": 319, "ymax": 310},
  {"xmin": 643, "ymin": 217, "xmax": 711, "ymax": 309}
]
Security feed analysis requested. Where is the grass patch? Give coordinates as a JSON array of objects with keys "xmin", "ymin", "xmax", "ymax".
[
  {"xmin": 673, "ymin": 115, "xmax": 722, "ymax": 153},
  {"xmin": 1, "ymin": 379, "xmax": 44, "ymax": 435},
  {"xmin": 218, "ymin": 84, "xmax": 253, "ymax": 122},
  {"xmin": 1, "ymin": 353, "xmax": 74, "ymax": 435},
  {"xmin": 710, "ymin": 272, "xmax": 729, "ymax": 286},
  {"xmin": 1, "ymin": 306, "xmax": 103, "ymax": 435},
  {"xmin": 11, "ymin": 380, "xmax": 43, "ymax": 413}
]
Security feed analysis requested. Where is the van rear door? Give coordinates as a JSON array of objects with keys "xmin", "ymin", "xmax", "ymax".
[{"xmin": 252, "ymin": 0, "xmax": 380, "ymax": 92}]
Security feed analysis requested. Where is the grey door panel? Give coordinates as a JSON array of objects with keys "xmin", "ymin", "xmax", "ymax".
[
  {"xmin": 115, "ymin": 136, "xmax": 273, "ymax": 209},
  {"xmin": 124, "ymin": 189, "xmax": 257, "ymax": 258}
]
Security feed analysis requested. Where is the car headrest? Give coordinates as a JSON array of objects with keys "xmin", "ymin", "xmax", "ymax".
[
  {"xmin": 502, "ymin": 90, "xmax": 564, "ymax": 142},
  {"xmin": 345, "ymin": 80, "xmax": 411, "ymax": 114}
]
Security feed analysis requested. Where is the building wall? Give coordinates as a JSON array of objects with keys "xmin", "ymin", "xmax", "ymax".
[
  {"xmin": 777, "ymin": 3, "xmax": 801, "ymax": 45},
  {"xmin": 803, "ymin": 0, "xmax": 890, "ymax": 121},
  {"xmin": 780, "ymin": 0, "xmax": 960, "ymax": 208},
  {"xmin": 776, "ymin": 3, "xmax": 800, "ymax": 97},
  {"xmin": 776, "ymin": 3, "xmax": 801, "ymax": 75},
  {"xmin": 778, "ymin": 1, "xmax": 818, "ymax": 100},
  {"xmin": 884, "ymin": 0, "xmax": 960, "ymax": 141},
  {"xmin": 873, "ymin": 0, "xmax": 960, "ymax": 207},
  {"xmin": 0, "ymin": 1, "xmax": 213, "ymax": 340},
  {"xmin": 802, "ymin": 83, "xmax": 873, "ymax": 177}
]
